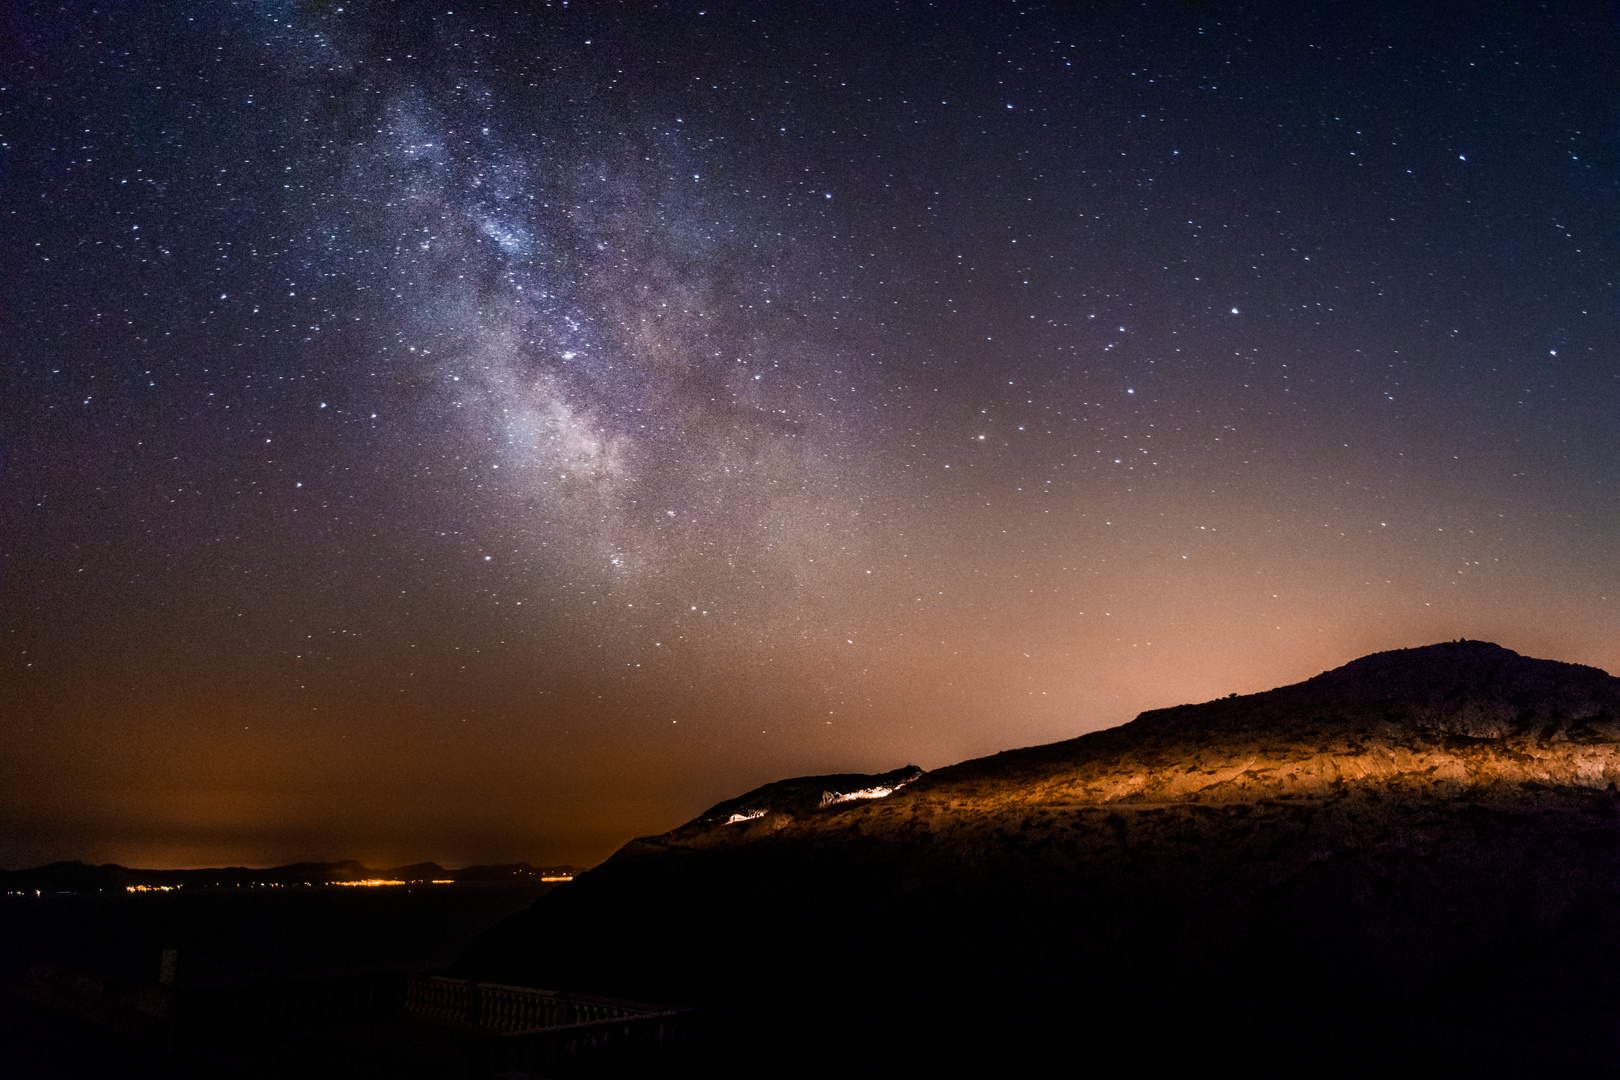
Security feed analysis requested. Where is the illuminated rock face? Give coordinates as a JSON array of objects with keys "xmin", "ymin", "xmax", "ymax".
[
  {"xmin": 691, "ymin": 764, "xmax": 925, "ymax": 830},
  {"xmin": 458, "ymin": 642, "xmax": 1620, "ymax": 1075}
]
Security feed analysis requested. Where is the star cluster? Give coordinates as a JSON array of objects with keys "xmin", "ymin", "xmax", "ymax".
[{"xmin": 2, "ymin": 1, "xmax": 1615, "ymax": 868}]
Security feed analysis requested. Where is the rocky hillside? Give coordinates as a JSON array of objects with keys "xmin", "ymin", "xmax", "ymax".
[{"xmin": 457, "ymin": 642, "xmax": 1620, "ymax": 1076}]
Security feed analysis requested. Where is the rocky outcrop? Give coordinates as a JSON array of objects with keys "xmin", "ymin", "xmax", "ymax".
[
  {"xmin": 690, "ymin": 765, "xmax": 925, "ymax": 828},
  {"xmin": 456, "ymin": 642, "xmax": 1620, "ymax": 1076}
]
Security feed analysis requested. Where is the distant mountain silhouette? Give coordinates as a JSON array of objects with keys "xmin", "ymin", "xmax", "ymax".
[
  {"xmin": 456, "ymin": 642, "xmax": 1620, "ymax": 1077},
  {"xmin": 0, "ymin": 860, "xmax": 580, "ymax": 893}
]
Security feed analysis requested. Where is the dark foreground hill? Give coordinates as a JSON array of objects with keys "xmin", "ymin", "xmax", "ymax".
[{"xmin": 456, "ymin": 641, "xmax": 1620, "ymax": 1076}]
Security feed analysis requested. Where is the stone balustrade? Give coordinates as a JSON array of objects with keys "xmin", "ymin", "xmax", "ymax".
[
  {"xmin": 401, "ymin": 973, "xmax": 472, "ymax": 1025},
  {"xmin": 405, "ymin": 976, "xmax": 700, "ymax": 1076},
  {"xmin": 467, "ymin": 1008, "xmax": 699, "ymax": 1079},
  {"xmin": 405, "ymin": 975, "xmax": 659, "ymax": 1030}
]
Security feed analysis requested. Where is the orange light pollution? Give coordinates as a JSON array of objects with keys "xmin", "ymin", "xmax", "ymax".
[{"xmin": 7, "ymin": 477, "xmax": 1612, "ymax": 871}]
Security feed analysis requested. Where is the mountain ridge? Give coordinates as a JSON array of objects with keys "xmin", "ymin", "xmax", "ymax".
[{"xmin": 639, "ymin": 640, "xmax": 1620, "ymax": 853}]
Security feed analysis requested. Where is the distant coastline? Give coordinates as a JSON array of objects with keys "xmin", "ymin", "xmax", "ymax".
[{"xmin": 1, "ymin": 860, "xmax": 580, "ymax": 897}]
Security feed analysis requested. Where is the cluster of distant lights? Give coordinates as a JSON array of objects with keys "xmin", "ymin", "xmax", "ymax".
[
  {"xmin": 336, "ymin": 873, "xmax": 576, "ymax": 885},
  {"xmin": 4, "ymin": 873, "xmax": 578, "ymax": 897}
]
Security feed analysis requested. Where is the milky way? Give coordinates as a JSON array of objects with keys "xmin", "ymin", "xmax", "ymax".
[{"xmin": 3, "ymin": 2, "xmax": 1615, "ymax": 868}]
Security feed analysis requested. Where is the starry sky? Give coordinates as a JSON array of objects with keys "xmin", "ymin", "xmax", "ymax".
[{"xmin": 3, "ymin": 1, "xmax": 1616, "ymax": 870}]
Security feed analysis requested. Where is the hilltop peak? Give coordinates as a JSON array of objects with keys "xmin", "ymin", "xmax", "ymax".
[{"xmin": 1122, "ymin": 639, "xmax": 1620, "ymax": 742}]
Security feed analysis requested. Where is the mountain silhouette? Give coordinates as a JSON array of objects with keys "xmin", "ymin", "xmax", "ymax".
[{"xmin": 456, "ymin": 642, "xmax": 1620, "ymax": 1076}]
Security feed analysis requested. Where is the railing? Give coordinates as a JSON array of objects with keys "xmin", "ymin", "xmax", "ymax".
[
  {"xmin": 467, "ymin": 1008, "xmax": 700, "ymax": 1079},
  {"xmin": 404, "ymin": 976, "xmax": 655, "ymax": 1030},
  {"xmin": 402, "ymin": 973, "xmax": 472, "ymax": 1025},
  {"xmin": 405, "ymin": 976, "xmax": 701, "ymax": 1076}
]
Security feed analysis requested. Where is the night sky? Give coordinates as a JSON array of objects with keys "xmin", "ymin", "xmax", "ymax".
[{"xmin": 3, "ymin": 2, "xmax": 1616, "ymax": 870}]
